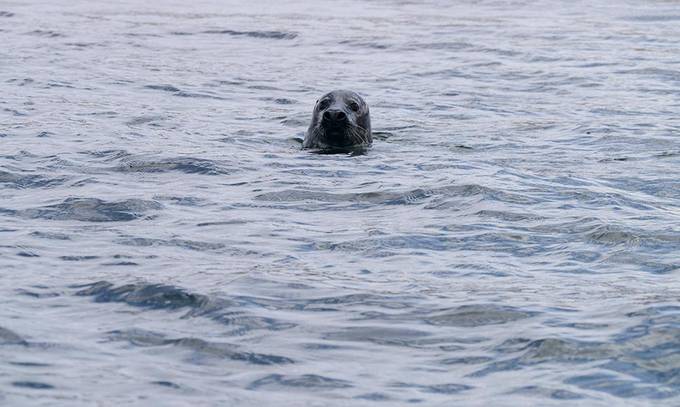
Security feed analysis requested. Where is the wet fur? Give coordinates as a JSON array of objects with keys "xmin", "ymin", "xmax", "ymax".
[{"xmin": 302, "ymin": 90, "xmax": 372, "ymax": 152}]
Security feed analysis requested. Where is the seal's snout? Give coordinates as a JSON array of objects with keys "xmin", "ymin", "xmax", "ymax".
[{"xmin": 322, "ymin": 109, "xmax": 347, "ymax": 124}]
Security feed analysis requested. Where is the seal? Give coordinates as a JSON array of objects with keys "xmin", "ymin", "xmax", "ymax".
[{"xmin": 302, "ymin": 90, "xmax": 372, "ymax": 152}]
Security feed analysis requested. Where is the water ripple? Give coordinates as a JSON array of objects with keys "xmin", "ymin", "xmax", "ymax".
[
  {"xmin": 0, "ymin": 170, "xmax": 66, "ymax": 189},
  {"xmin": 4, "ymin": 0, "xmax": 680, "ymax": 404},
  {"xmin": 15, "ymin": 198, "xmax": 162, "ymax": 222},
  {"xmin": 108, "ymin": 329, "xmax": 293, "ymax": 365},
  {"xmin": 201, "ymin": 29, "xmax": 297, "ymax": 40},
  {"xmin": 0, "ymin": 327, "xmax": 27, "ymax": 346},
  {"xmin": 114, "ymin": 156, "xmax": 232, "ymax": 175},
  {"xmin": 75, "ymin": 281, "xmax": 297, "ymax": 334},
  {"xmin": 247, "ymin": 374, "xmax": 352, "ymax": 391}
]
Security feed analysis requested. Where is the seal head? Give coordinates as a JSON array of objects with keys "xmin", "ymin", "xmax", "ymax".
[{"xmin": 303, "ymin": 90, "xmax": 372, "ymax": 152}]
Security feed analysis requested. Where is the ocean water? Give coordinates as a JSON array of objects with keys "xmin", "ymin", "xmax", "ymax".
[{"xmin": 1, "ymin": 0, "xmax": 680, "ymax": 405}]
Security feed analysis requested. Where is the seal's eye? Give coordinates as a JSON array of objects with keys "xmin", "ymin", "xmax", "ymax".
[
  {"xmin": 348, "ymin": 101, "xmax": 360, "ymax": 112},
  {"xmin": 318, "ymin": 99, "xmax": 330, "ymax": 110}
]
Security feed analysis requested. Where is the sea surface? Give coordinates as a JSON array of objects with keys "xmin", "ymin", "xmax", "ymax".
[{"xmin": 2, "ymin": 0, "xmax": 680, "ymax": 405}]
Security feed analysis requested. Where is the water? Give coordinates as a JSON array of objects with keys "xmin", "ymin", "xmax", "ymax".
[{"xmin": 1, "ymin": 0, "xmax": 680, "ymax": 405}]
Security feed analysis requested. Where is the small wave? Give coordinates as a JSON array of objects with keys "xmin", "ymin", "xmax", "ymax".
[
  {"xmin": 274, "ymin": 114, "xmax": 298, "ymax": 125},
  {"xmin": 125, "ymin": 115, "xmax": 165, "ymax": 126},
  {"xmin": 587, "ymin": 225, "xmax": 643, "ymax": 246},
  {"xmin": 547, "ymin": 188, "xmax": 659, "ymax": 211},
  {"xmin": 475, "ymin": 210, "xmax": 545, "ymax": 222},
  {"xmin": 144, "ymin": 84, "xmax": 180, "ymax": 92},
  {"xmin": 74, "ymin": 281, "xmax": 297, "ymax": 334},
  {"xmin": 9, "ymin": 361, "xmax": 51, "ymax": 367},
  {"xmin": 17, "ymin": 198, "xmax": 162, "ymax": 222},
  {"xmin": 0, "ymin": 170, "xmax": 66, "ymax": 189},
  {"xmin": 65, "ymin": 42, "xmax": 101, "ymax": 48},
  {"xmin": 425, "ymin": 304, "xmax": 538, "ymax": 327},
  {"xmin": 29, "ymin": 231, "xmax": 71, "ymax": 240},
  {"xmin": 255, "ymin": 188, "xmax": 435, "ymax": 205},
  {"xmin": 76, "ymin": 281, "xmax": 207, "ymax": 310},
  {"xmin": 80, "ymin": 149, "xmax": 130, "ymax": 161},
  {"xmin": 390, "ymin": 381, "xmax": 472, "ymax": 395},
  {"xmin": 45, "ymin": 81, "xmax": 75, "ymax": 89},
  {"xmin": 108, "ymin": 329, "xmax": 293, "ymax": 365},
  {"xmin": 305, "ymin": 293, "xmax": 408, "ymax": 308},
  {"xmin": 515, "ymin": 338, "xmax": 612, "ymax": 363},
  {"xmin": 624, "ymin": 15, "xmax": 680, "ymax": 22},
  {"xmin": 202, "ymin": 29, "xmax": 297, "ymax": 40},
  {"xmin": 469, "ymin": 309, "xmax": 680, "ymax": 399},
  {"xmin": 614, "ymin": 68, "xmax": 680, "ymax": 83},
  {"xmin": 142, "ymin": 84, "xmax": 226, "ymax": 100},
  {"xmin": 0, "ymin": 326, "xmax": 27, "ymax": 346},
  {"xmin": 441, "ymin": 356, "xmax": 493, "ymax": 365},
  {"xmin": 409, "ymin": 41, "xmax": 474, "ymax": 51},
  {"xmin": 354, "ymin": 392, "xmax": 392, "ymax": 401},
  {"xmin": 152, "ymin": 381, "xmax": 180, "ymax": 389},
  {"xmin": 509, "ymin": 385, "xmax": 585, "ymax": 400},
  {"xmin": 470, "ymin": 337, "xmax": 613, "ymax": 378},
  {"xmin": 16, "ymin": 289, "xmax": 60, "ymax": 299},
  {"xmin": 338, "ymin": 39, "xmax": 389, "ymax": 49},
  {"xmin": 273, "ymin": 97, "xmax": 295, "ymax": 105},
  {"xmin": 244, "ymin": 84, "xmax": 280, "ymax": 91},
  {"xmin": 585, "ymin": 224, "xmax": 680, "ymax": 248},
  {"xmin": 102, "ymin": 261, "xmax": 138, "ymax": 266},
  {"xmin": 565, "ymin": 373, "xmax": 674, "ymax": 399},
  {"xmin": 27, "ymin": 30, "xmax": 63, "ymax": 38},
  {"xmin": 117, "ymin": 237, "xmax": 225, "ymax": 251},
  {"xmin": 12, "ymin": 381, "xmax": 54, "ymax": 390},
  {"xmin": 114, "ymin": 156, "xmax": 231, "ymax": 175},
  {"xmin": 247, "ymin": 374, "xmax": 352, "ymax": 391},
  {"xmin": 308, "ymin": 231, "xmax": 551, "ymax": 257},
  {"xmin": 324, "ymin": 326, "xmax": 430, "ymax": 347},
  {"xmin": 154, "ymin": 196, "xmax": 210, "ymax": 206},
  {"xmin": 310, "ymin": 235, "xmax": 453, "ymax": 253},
  {"xmin": 59, "ymin": 255, "xmax": 100, "ymax": 261},
  {"xmin": 4, "ymin": 108, "xmax": 27, "ymax": 117},
  {"xmin": 601, "ymin": 150, "xmax": 680, "ymax": 163},
  {"xmin": 256, "ymin": 184, "xmax": 537, "ymax": 207},
  {"xmin": 0, "ymin": 11, "xmax": 14, "ymax": 17},
  {"xmin": 174, "ymin": 91, "xmax": 226, "ymax": 100}
]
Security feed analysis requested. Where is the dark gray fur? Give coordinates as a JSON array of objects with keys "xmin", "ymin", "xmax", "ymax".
[{"xmin": 302, "ymin": 90, "xmax": 372, "ymax": 152}]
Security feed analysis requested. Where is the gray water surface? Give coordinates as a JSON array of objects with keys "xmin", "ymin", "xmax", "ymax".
[{"xmin": 2, "ymin": 0, "xmax": 680, "ymax": 405}]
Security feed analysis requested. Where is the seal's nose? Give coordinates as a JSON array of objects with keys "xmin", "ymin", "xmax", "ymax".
[{"xmin": 323, "ymin": 109, "xmax": 347, "ymax": 123}]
